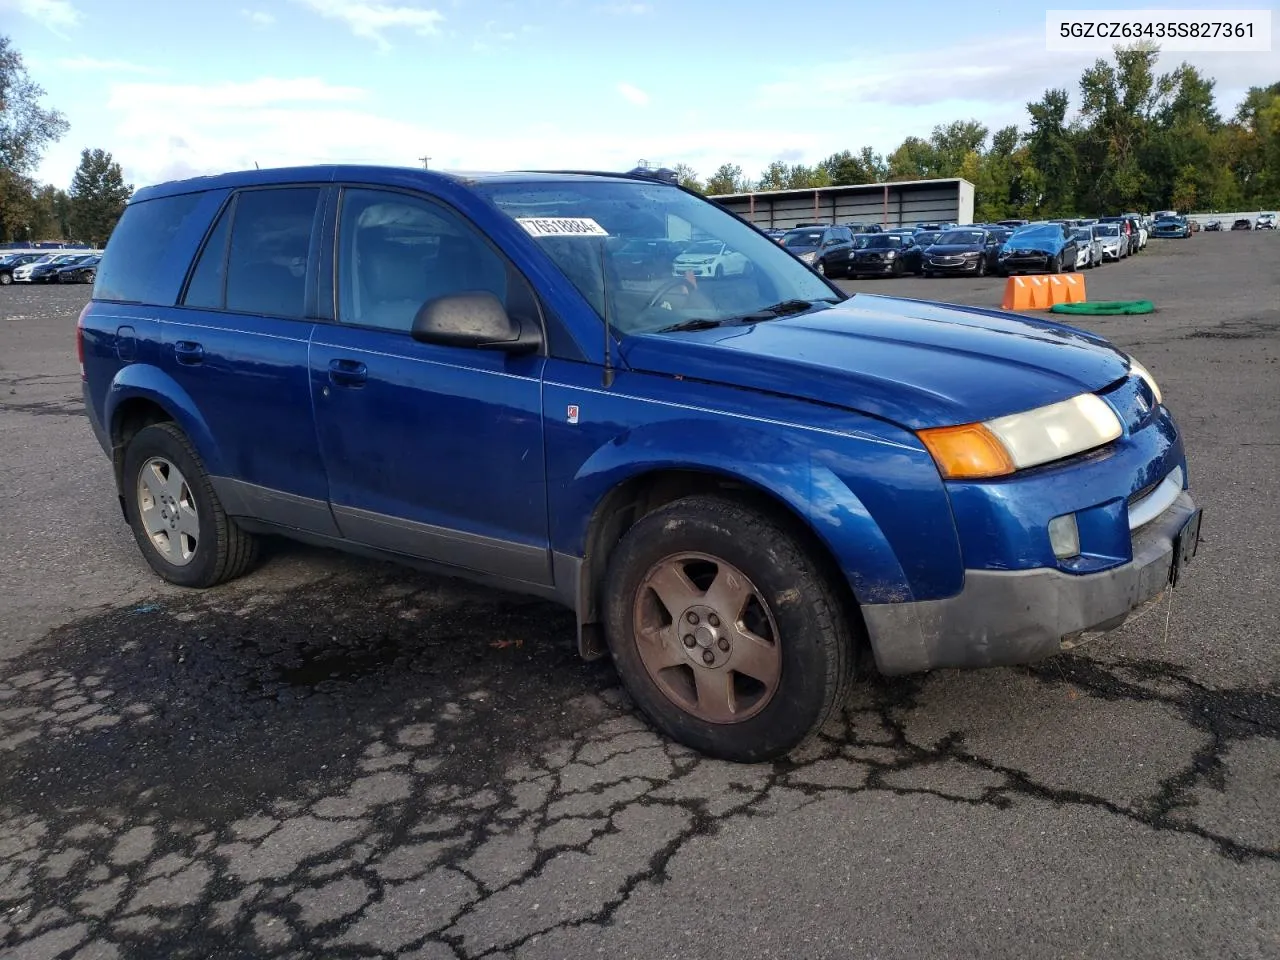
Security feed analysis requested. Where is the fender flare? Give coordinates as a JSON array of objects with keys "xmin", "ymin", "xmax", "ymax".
[{"xmin": 105, "ymin": 364, "xmax": 226, "ymax": 480}]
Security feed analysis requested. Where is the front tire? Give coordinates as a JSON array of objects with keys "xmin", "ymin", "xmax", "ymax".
[
  {"xmin": 1047, "ymin": 255, "xmax": 1061, "ymax": 274},
  {"xmin": 603, "ymin": 495, "xmax": 855, "ymax": 762},
  {"xmin": 0, "ymin": 273, "xmax": 11, "ymax": 286},
  {"xmin": 122, "ymin": 422, "xmax": 260, "ymax": 588}
]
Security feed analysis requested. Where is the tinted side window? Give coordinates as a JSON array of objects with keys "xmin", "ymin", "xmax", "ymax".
[
  {"xmin": 94, "ymin": 193, "xmax": 203, "ymax": 303},
  {"xmin": 337, "ymin": 188, "xmax": 511, "ymax": 333},
  {"xmin": 183, "ymin": 201, "xmax": 232, "ymax": 309},
  {"xmin": 225, "ymin": 188, "xmax": 320, "ymax": 318}
]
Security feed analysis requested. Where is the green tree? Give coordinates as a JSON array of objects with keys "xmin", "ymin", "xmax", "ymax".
[
  {"xmin": 820, "ymin": 150, "xmax": 867, "ymax": 185},
  {"xmin": 672, "ymin": 163, "xmax": 703, "ymax": 192},
  {"xmin": 0, "ymin": 35, "xmax": 70, "ymax": 241},
  {"xmin": 68, "ymin": 148, "xmax": 133, "ymax": 245},
  {"xmin": 704, "ymin": 163, "xmax": 747, "ymax": 195},
  {"xmin": 1024, "ymin": 88, "xmax": 1077, "ymax": 215},
  {"xmin": 27, "ymin": 184, "xmax": 71, "ymax": 239},
  {"xmin": 858, "ymin": 146, "xmax": 887, "ymax": 182},
  {"xmin": 929, "ymin": 119, "xmax": 988, "ymax": 177},
  {"xmin": 885, "ymin": 136, "xmax": 937, "ymax": 180}
]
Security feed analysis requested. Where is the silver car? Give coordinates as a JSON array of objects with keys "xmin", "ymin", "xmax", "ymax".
[
  {"xmin": 1073, "ymin": 228, "xmax": 1103, "ymax": 268},
  {"xmin": 1093, "ymin": 223, "xmax": 1124, "ymax": 262}
]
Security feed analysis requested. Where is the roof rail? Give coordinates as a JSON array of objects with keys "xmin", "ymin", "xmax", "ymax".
[{"xmin": 514, "ymin": 167, "xmax": 679, "ymax": 184}]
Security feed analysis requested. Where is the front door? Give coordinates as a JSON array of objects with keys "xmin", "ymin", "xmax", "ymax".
[{"xmin": 308, "ymin": 186, "xmax": 551, "ymax": 586}]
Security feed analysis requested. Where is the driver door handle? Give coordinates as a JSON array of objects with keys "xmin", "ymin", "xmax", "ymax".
[{"xmin": 328, "ymin": 358, "xmax": 368, "ymax": 387}]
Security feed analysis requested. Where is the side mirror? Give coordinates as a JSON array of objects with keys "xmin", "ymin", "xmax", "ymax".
[{"xmin": 410, "ymin": 292, "xmax": 540, "ymax": 354}]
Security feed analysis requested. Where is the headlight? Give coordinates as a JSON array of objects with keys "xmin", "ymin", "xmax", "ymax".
[
  {"xmin": 884, "ymin": 250, "xmax": 896, "ymax": 259},
  {"xmin": 1126, "ymin": 356, "xmax": 1162, "ymax": 405},
  {"xmin": 799, "ymin": 251, "xmax": 816, "ymax": 263},
  {"xmin": 918, "ymin": 393, "xmax": 1122, "ymax": 479}
]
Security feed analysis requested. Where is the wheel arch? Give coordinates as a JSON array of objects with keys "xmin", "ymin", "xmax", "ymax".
[
  {"xmin": 572, "ymin": 466, "xmax": 867, "ymax": 663},
  {"xmin": 105, "ymin": 367, "xmax": 225, "ymax": 500}
]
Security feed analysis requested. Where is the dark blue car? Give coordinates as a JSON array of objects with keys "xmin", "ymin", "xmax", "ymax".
[
  {"xmin": 79, "ymin": 165, "xmax": 1202, "ymax": 761},
  {"xmin": 997, "ymin": 222, "xmax": 1080, "ymax": 275},
  {"xmin": 1152, "ymin": 217, "xmax": 1192, "ymax": 239}
]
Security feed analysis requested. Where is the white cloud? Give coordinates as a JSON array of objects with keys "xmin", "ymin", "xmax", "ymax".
[
  {"xmin": 617, "ymin": 82, "xmax": 650, "ymax": 107},
  {"xmin": 291, "ymin": 0, "xmax": 445, "ymax": 49},
  {"xmin": 56, "ymin": 56, "xmax": 164, "ymax": 76},
  {"xmin": 241, "ymin": 8, "xmax": 277, "ymax": 26},
  {"xmin": 1, "ymin": 0, "xmax": 81, "ymax": 32},
  {"xmin": 606, "ymin": 2, "xmax": 651, "ymax": 13},
  {"xmin": 80, "ymin": 74, "xmax": 823, "ymax": 189},
  {"xmin": 755, "ymin": 32, "xmax": 1276, "ymax": 127},
  {"xmin": 107, "ymin": 77, "xmax": 367, "ymax": 111}
]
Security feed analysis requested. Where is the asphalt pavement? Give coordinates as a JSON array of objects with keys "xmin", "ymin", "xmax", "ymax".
[{"xmin": 1, "ymin": 232, "xmax": 1277, "ymax": 959}]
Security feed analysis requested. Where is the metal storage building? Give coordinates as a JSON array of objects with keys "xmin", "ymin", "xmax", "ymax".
[{"xmin": 710, "ymin": 178, "xmax": 975, "ymax": 231}]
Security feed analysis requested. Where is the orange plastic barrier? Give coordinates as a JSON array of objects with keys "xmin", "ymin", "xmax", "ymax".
[{"xmin": 1001, "ymin": 273, "xmax": 1086, "ymax": 311}]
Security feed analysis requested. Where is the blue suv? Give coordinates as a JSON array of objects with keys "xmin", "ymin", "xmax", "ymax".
[{"xmin": 79, "ymin": 166, "xmax": 1202, "ymax": 761}]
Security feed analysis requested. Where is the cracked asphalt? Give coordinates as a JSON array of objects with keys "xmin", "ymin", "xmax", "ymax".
[{"xmin": 1, "ymin": 232, "xmax": 1278, "ymax": 959}]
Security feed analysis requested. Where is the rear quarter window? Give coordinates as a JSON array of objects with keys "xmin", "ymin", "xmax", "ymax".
[{"xmin": 94, "ymin": 193, "xmax": 205, "ymax": 304}]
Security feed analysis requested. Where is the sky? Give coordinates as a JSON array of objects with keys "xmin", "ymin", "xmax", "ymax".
[{"xmin": 3, "ymin": 0, "xmax": 1277, "ymax": 190}]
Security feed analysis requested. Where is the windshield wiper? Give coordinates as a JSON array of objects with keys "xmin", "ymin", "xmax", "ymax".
[
  {"xmin": 736, "ymin": 298, "xmax": 837, "ymax": 323},
  {"xmin": 657, "ymin": 317, "xmax": 726, "ymax": 333}
]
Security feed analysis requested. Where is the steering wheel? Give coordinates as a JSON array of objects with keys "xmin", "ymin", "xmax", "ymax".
[{"xmin": 645, "ymin": 277, "xmax": 700, "ymax": 311}]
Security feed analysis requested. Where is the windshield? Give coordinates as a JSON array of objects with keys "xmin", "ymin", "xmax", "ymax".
[
  {"xmin": 1095, "ymin": 224, "xmax": 1121, "ymax": 236},
  {"xmin": 853, "ymin": 235, "xmax": 900, "ymax": 249},
  {"xmin": 780, "ymin": 230, "xmax": 824, "ymax": 248},
  {"xmin": 1072, "ymin": 229, "xmax": 1092, "ymax": 241},
  {"xmin": 936, "ymin": 230, "xmax": 985, "ymax": 245},
  {"xmin": 476, "ymin": 179, "xmax": 837, "ymax": 336},
  {"xmin": 913, "ymin": 231, "xmax": 942, "ymax": 246}
]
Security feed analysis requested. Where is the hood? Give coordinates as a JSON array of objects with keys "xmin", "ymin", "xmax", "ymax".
[
  {"xmin": 619, "ymin": 293, "xmax": 1129, "ymax": 430},
  {"xmin": 1002, "ymin": 235, "xmax": 1064, "ymax": 254}
]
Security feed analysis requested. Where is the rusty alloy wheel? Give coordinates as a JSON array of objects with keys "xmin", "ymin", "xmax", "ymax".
[{"xmin": 631, "ymin": 551, "xmax": 782, "ymax": 724}]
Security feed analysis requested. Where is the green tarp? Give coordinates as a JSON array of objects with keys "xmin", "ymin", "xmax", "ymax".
[{"xmin": 1049, "ymin": 300, "xmax": 1156, "ymax": 315}]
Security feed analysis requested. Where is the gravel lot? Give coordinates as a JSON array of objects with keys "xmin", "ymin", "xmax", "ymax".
[{"xmin": 1, "ymin": 232, "xmax": 1277, "ymax": 959}]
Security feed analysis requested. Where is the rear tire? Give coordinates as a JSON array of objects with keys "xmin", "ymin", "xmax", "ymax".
[
  {"xmin": 122, "ymin": 422, "xmax": 260, "ymax": 588},
  {"xmin": 603, "ymin": 495, "xmax": 855, "ymax": 762}
]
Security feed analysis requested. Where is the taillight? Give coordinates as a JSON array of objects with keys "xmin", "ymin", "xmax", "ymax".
[{"xmin": 76, "ymin": 303, "xmax": 89, "ymax": 380}]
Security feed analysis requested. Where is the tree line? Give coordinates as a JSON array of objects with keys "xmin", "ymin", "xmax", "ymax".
[
  {"xmin": 676, "ymin": 46, "xmax": 1279, "ymax": 220},
  {"xmin": 1, "ymin": 36, "xmax": 131, "ymax": 245}
]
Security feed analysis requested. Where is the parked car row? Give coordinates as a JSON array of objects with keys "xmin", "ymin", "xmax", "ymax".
[
  {"xmin": 785, "ymin": 215, "xmax": 1162, "ymax": 281},
  {"xmin": 1204, "ymin": 212, "xmax": 1276, "ymax": 231},
  {"xmin": 0, "ymin": 251, "xmax": 102, "ymax": 285}
]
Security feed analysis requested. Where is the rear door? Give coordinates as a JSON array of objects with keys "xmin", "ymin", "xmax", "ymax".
[
  {"xmin": 163, "ymin": 185, "xmax": 337, "ymax": 535},
  {"xmin": 307, "ymin": 186, "xmax": 551, "ymax": 585}
]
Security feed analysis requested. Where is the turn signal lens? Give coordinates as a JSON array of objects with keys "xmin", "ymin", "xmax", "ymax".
[{"xmin": 917, "ymin": 423, "xmax": 1017, "ymax": 479}]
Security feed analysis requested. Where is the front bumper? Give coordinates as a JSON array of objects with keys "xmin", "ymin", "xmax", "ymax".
[
  {"xmin": 1000, "ymin": 256, "xmax": 1051, "ymax": 272},
  {"xmin": 926, "ymin": 257, "xmax": 982, "ymax": 273},
  {"xmin": 862, "ymin": 491, "xmax": 1199, "ymax": 675},
  {"xmin": 847, "ymin": 259, "xmax": 896, "ymax": 274}
]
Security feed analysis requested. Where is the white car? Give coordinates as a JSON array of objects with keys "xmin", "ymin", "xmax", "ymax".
[
  {"xmin": 1257, "ymin": 212, "xmax": 1277, "ymax": 230},
  {"xmin": 672, "ymin": 240, "xmax": 750, "ymax": 278},
  {"xmin": 1122, "ymin": 212, "xmax": 1149, "ymax": 249},
  {"xmin": 1072, "ymin": 229, "xmax": 1103, "ymax": 268}
]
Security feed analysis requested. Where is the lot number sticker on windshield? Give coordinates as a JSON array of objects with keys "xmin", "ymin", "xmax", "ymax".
[{"xmin": 516, "ymin": 217, "xmax": 609, "ymax": 238}]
